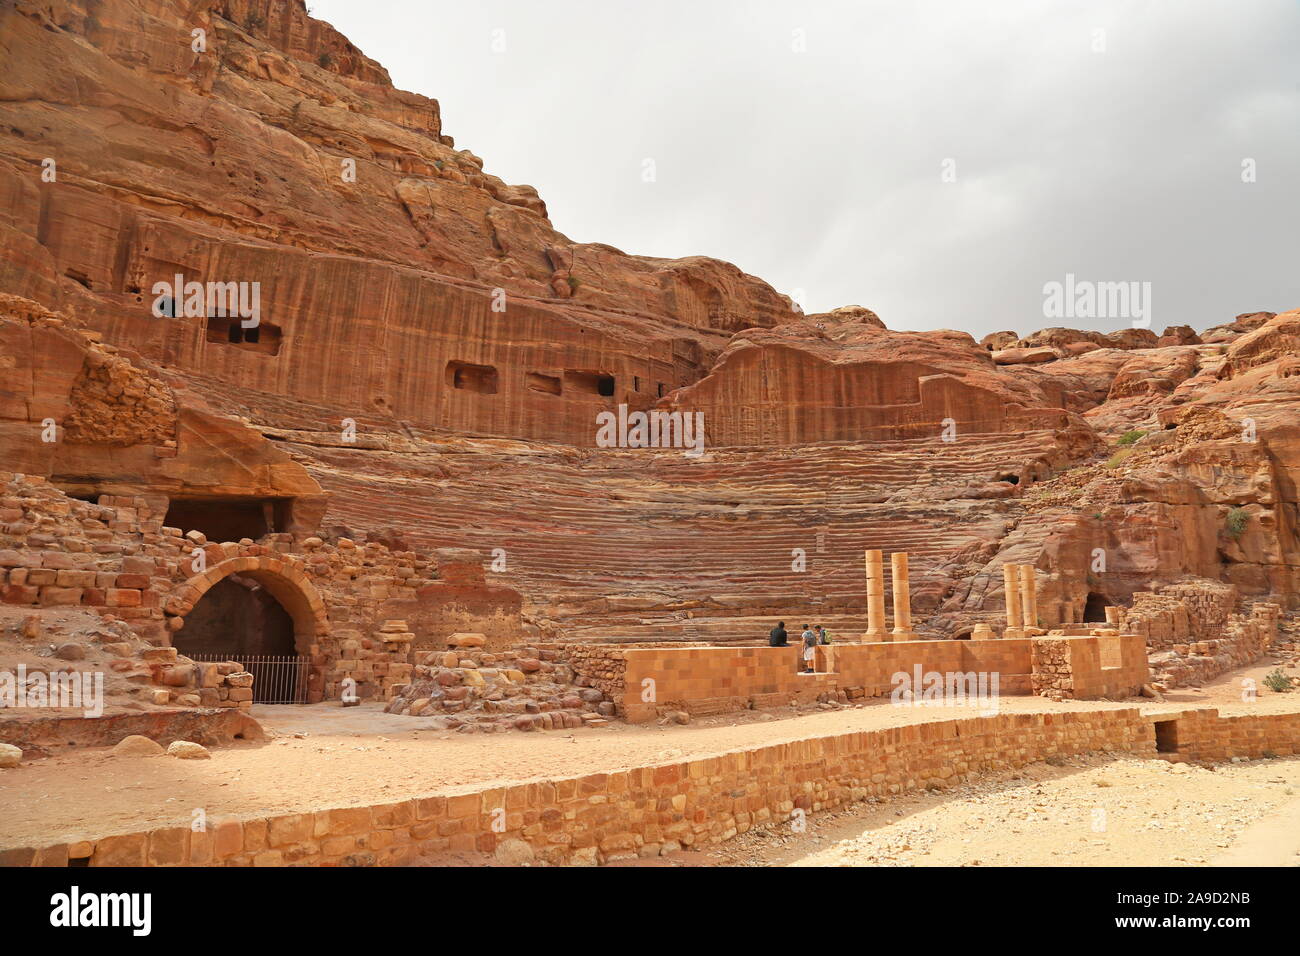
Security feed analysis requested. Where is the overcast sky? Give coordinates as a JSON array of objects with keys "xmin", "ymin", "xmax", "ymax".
[{"xmin": 310, "ymin": 0, "xmax": 1298, "ymax": 339}]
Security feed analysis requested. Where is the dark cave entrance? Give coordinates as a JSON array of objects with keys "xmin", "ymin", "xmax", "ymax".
[
  {"xmin": 1083, "ymin": 591, "xmax": 1110, "ymax": 623},
  {"xmin": 175, "ymin": 575, "xmax": 302, "ymax": 703},
  {"xmin": 165, "ymin": 497, "xmax": 290, "ymax": 543}
]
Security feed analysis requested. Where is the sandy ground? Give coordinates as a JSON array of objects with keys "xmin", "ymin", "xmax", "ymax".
[
  {"xmin": 686, "ymin": 754, "xmax": 1300, "ymax": 867},
  {"xmin": 1, "ymin": 656, "xmax": 1297, "ymax": 854}
]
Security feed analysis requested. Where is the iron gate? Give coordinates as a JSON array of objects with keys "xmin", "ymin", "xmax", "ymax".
[{"xmin": 186, "ymin": 653, "xmax": 309, "ymax": 704}]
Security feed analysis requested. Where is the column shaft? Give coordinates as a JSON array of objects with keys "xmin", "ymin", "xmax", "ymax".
[
  {"xmin": 864, "ymin": 549, "xmax": 886, "ymax": 641},
  {"xmin": 891, "ymin": 551, "xmax": 913, "ymax": 639},
  {"xmin": 1019, "ymin": 564, "xmax": 1037, "ymax": 629},
  {"xmin": 1003, "ymin": 563, "xmax": 1023, "ymax": 629}
]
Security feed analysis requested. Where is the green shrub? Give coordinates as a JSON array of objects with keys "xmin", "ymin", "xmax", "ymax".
[
  {"xmin": 317, "ymin": 51, "xmax": 334, "ymax": 69},
  {"xmin": 1105, "ymin": 448, "xmax": 1134, "ymax": 469},
  {"xmin": 1117, "ymin": 429, "xmax": 1146, "ymax": 446},
  {"xmin": 1225, "ymin": 507, "xmax": 1249, "ymax": 539},
  {"xmin": 1262, "ymin": 668, "xmax": 1294, "ymax": 693}
]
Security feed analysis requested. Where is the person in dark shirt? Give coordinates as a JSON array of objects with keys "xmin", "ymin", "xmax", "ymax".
[{"xmin": 768, "ymin": 621, "xmax": 788, "ymax": 647}]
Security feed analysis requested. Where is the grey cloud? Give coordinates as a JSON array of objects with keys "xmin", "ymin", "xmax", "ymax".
[{"xmin": 312, "ymin": 0, "xmax": 1299, "ymax": 338}]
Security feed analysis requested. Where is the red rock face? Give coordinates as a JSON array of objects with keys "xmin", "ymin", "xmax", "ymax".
[
  {"xmin": 0, "ymin": 0, "xmax": 1296, "ymax": 651},
  {"xmin": 0, "ymin": 0, "xmax": 798, "ymax": 447},
  {"xmin": 668, "ymin": 318, "xmax": 1088, "ymax": 446}
]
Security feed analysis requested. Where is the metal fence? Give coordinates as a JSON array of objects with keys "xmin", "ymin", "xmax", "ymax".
[{"xmin": 186, "ymin": 653, "xmax": 309, "ymax": 704}]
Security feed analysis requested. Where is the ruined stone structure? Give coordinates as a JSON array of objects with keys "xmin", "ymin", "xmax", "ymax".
[{"xmin": 0, "ymin": 0, "xmax": 1294, "ymax": 743}]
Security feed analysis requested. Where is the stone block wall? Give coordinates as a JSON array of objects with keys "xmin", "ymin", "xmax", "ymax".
[
  {"xmin": 8, "ymin": 705, "xmax": 1298, "ymax": 867},
  {"xmin": 0, "ymin": 472, "xmax": 524, "ymax": 702},
  {"xmin": 1118, "ymin": 579, "xmax": 1281, "ymax": 689},
  {"xmin": 617, "ymin": 636, "xmax": 1124, "ymax": 722},
  {"xmin": 3, "ymin": 707, "xmax": 1158, "ymax": 867},
  {"xmin": 1031, "ymin": 633, "xmax": 1148, "ymax": 700},
  {"xmin": 1149, "ymin": 709, "xmax": 1300, "ymax": 763},
  {"xmin": 1122, "ymin": 580, "xmax": 1237, "ymax": 648}
]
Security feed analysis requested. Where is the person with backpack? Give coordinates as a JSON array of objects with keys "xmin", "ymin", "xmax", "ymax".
[
  {"xmin": 800, "ymin": 624, "xmax": 817, "ymax": 673},
  {"xmin": 816, "ymin": 625, "xmax": 832, "ymax": 644},
  {"xmin": 768, "ymin": 621, "xmax": 789, "ymax": 647}
]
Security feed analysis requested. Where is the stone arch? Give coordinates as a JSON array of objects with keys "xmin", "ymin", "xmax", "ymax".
[{"xmin": 166, "ymin": 554, "xmax": 328, "ymax": 657}]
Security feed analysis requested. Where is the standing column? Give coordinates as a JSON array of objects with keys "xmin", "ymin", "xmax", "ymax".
[
  {"xmin": 1003, "ymin": 563, "xmax": 1023, "ymax": 637},
  {"xmin": 891, "ymin": 551, "xmax": 914, "ymax": 640},
  {"xmin": 864, "ymin": 549, "xmax": 886, "ymax": 642},
  {"xmin": 1019, "ymin": 564, "xmax": 1038, "ymax": 631}
]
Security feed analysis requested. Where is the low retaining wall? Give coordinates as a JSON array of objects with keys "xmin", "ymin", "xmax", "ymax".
[
  {"xmin": 1150, "ymin": 709, "xmax": 1300, "ymax": 763},
  {"xmin": 619, "ymin": 635, "xmax": 1146, "ymax": 722},
  {"xmin": 8, "ymin": 704, "xmax": 1293, "ymax": 868}
]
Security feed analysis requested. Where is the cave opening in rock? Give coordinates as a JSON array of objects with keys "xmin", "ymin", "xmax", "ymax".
[
  {"xmin": 205, "ymin": 316, "xmax": 282, "ymax": 355},
  {"xmin": 996, "ymin": 473, "xmax": 1020, "ymax": 485},
  {"xmin": 175, "ymin": 575, "xmax": 302, "ymax": 703},
  {"xmin": 177, "ymin": 576, "xmax": 296, "ymax": 659},
  {"xmin": 1083, "ymin": 591, "xmax": 1109, "ymax": 623},
  {"xmin": 165, "ymin": 496, "xmax": 290, "ymax": 543}
]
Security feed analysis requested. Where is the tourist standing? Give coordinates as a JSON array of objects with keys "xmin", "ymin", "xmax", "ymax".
[{"xmin": 801, "ymin": 624, "xmax": 817, "ymax": 673}]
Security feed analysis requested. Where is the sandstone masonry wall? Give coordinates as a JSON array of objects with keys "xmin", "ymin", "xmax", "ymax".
[
  {"xmin": 7, "ymin": 705, "xmax": 1296, "ymax": 867},
  {"xmin": 617, "ymin": 636, "xmax": 1142, "ymax": 722},
  {"xmin": 1118, "ymin": 580, "xmax": 1281, "ymax": 689},
  {"xmin": 0, "ymin": 473, "xmax": 521, "ymax": 703}
]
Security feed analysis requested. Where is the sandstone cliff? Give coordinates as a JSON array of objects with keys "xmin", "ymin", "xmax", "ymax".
[{"xmin": 0, "ymin": 0, "xmax": 1295, "ymax": 649}]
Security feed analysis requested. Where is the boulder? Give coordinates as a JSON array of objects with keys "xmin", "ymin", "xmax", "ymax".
[
  {"xmin": 166, "ymin": 740, "xmax": 211, "ymax": 759},
  {"xmin": 112, "ymin": 735, "xmax": 164, "ymax": 757},
  {"xmin": 0, "ymin": 743, "xmax": 22, "ymax": 768}
]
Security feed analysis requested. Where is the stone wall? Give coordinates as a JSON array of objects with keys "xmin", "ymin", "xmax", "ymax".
[
  {"xmin": 1030, "ymin": 633, "xmax": 1149, "ymax": 700},
  {"xmin": 0, "ymin": 708, "xmax": 1150, "ymax": 866},
  {"xmin": 1150, "ymin": 708, "xmax": 1300, "ymax": 763},
  {"xmin": 616, "ymin": 635, "xmax": 1140, "ymax": 723},
  {"xmin": 0, "ymin": 472, "xmax": 522, "ymax": 702},
  {"xmin": 1122, "ymin": 580, "xmax": 1237, "ymax": 647},
  {"xmin": 1118, "ymin": 580, "xmax": 1281, "ymax": 689},
  {"xmin": 8, "ymin": 705, "xmax": 1297, "ymax": 867}
]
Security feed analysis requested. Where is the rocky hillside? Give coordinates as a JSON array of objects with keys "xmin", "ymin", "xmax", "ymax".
[{"xmin": 0, "ymin": 0, "xmax": 1294, "ymax": 647}]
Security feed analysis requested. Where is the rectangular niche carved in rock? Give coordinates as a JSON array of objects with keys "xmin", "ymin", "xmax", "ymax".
[
  {"xmin": 164, "ymin": 496, "xmax": 290, "ymax": 542},
  {"xmin": 204, "ymin": 316, "xmax": 282, "ymax": 356},
  {"xmin": 564, "ymin": 369, "xmax": 615, "ymax": 397},
  {"xmin": 447, "ymin": 360, "xmax": 499, "ymax": 394},
  {"xmin": 526, "ymin": 372, "xmax": 562, "ymax": 395}
]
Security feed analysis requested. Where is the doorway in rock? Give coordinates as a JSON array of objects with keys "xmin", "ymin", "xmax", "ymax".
[
  {"xmin": 165, "ymin": 496, "xmax": 291, "ymax": 543},
  {"xmin": 175, "ymin": 575, "xmax": 305, "ymax": 703},
  {"xmin": 1083, "ymin": 592, "xmax": 1109, "ymax": 623}
]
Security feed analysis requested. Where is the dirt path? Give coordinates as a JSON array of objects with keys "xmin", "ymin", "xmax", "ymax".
[{"xmin": 690, "ymin": 754, "xmax": 1300, "ymax": 867}]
